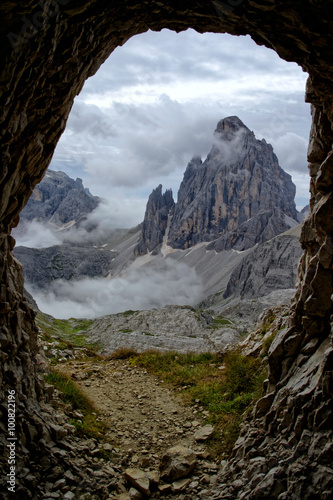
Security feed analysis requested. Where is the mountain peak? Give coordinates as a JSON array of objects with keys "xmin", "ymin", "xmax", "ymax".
[
  {"xmin": 137, "ymin": 117, "xmax": 298, "ymax": 253},
  {"xmin": 215, "ymin": 116, "xmax": 251, "ymax": 140},
  {"xmin": 19, "ymin": 169, "xmax": 100, "ymax": 228},
  {"xmin": 135, "ymin": 185, "xmax": 175, "ymax": 256}
]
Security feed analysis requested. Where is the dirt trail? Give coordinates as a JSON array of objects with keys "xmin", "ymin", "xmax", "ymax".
[{"xmin": 57, "ymin": 358, "xmax": 220, "ymax": 498}]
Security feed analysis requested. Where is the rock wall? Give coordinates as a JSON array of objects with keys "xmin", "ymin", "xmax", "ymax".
[
  {"xmin": 224, "ymin": 230, "xmax": 303, "ymax": 300},
  {"xmin": 135, "ymin": 185, "xmax": 175, "ymax": 255},
  {"xmin": 137, "ymin": 117, "xmax": 299, "ymax": 254},
  {"xmin": 168, "ymin": 117, "xmax": 298, "ymax": 249},
  {"xmin": 19, "ymin": 170, "xmax": 100, "ymax": 228},
  {"xmin": 14, "ymin": 244, "xmax": 116, "ymax": 288},
  {"xmin": 0, "ymin": 1, "xmax": 333, "ymax": 498}
]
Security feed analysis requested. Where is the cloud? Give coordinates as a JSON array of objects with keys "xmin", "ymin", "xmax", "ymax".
[
  {"xmin": 27, "ymin": 259, "xmax": 203, "ymax": 319},
  {"xmin": 13, "ymin": 196, "xmax": 146, "ymax": 249},
  {"xmin": 50, "ymin": 28, "xmax": 311, "ymax": 221},
  {"xmin": 53, "ymin": 96, "xmax": 221, "ymax": 194},
  {"xmin": 268, "ymin": 132, "xmax": 308, "ymax": 173},
  {"xmin": 211, "ymin": 127, "xmax": 249, "ymax": 166},
  {"xmin": 13, "ymin": 220, "xmax": 62, "ymax": 248}
]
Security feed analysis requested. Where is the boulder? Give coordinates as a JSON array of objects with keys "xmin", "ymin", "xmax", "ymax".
[
  {"xmin": 124, "ymin": 468, "xmax": 151, "ymax": 496},
  {"xmin": 194, "ymin": 425, "xmax": 215, "ymax": 442},
  {"xmin": 159, "ymin": 445, "xmax": 197, "ymax": 482}
]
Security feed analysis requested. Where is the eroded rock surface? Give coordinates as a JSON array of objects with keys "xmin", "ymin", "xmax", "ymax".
[
  {"xmin": 19, "ymin": 169, "xmax": 100, "ymax": 228},
  {"xmin": 86, "ymin": 305, "xmax": 241, "ymax": 354},
  {"xmin": 14, "ymin": 243, "xmax": 116, "ymax": 288},
  {"xmin": 135, "ymin": 185, "xmax": 174, "ymax": 256},
  {"xmin": 137, "ymin": 117, "xmax": 299, "ymax": 254},
  {"xmin": 224, "ymin": 226, "xmax": 303, "ymax": 300},
  {"xmin": 168, "ymin": 117, "xmax": 298, "ymax": 250}
]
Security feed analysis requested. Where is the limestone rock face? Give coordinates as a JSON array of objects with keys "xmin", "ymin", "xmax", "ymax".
[
  {"xmin": 137, "ymin": 117, "xmax": 299, "ymax": 255},
  {"xmin": 167, "ymin": 117, "xmax": 298, "ymax": 250},
  {"xmin": 207, "ymin": 207, "xmax": 298, "ymax": 252},
  {"xmin": 135, "ymin": 185, "xmax": 174, "ymax": 255},
  {"xmin": 20, "ymin": 169, "xmax": 100, "ymax": 228},
  {"xmin": 224, "ymin": 230, "xmax": 304, "ymax": 299},
  {"xmin": 159, "ymin": 445, "xmax": 197, "ymax": 482},
  {"xmin": 86, "ymin": 305, "xmax": 241, "ymax": 354}
]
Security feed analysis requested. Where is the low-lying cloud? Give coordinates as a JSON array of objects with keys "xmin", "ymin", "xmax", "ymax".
[
  {"xmin": 13, "ymin": 220, "xmax": 62, "ymax": 248},
  {"xmin": 13, "ymin": 197, "xmax": 145, "ymax": 249},
  {"xmin": 27, "ymin": 259, "xmax": 203, "ymax": 319}
]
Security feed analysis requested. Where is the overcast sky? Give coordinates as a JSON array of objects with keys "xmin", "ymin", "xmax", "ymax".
[{"xmin": 50, "ymin": 28, "xmax": 311, "ymax": 226}]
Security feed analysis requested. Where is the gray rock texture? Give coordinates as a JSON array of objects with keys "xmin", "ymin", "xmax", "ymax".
[
  {"xmin": 167, "ymin": 117, "xmax": 298, "ymax": 250},
  {"xmin": 1, "ymin": 2, "xmax": 333, "ymax": 499},
  {"xmin": 223, "ymin": 226, "xmax": 303, "ymax": 299},
  {"xmin": 159, "ymin": 445, "xmax": 197, "ymax": 482},
  {"xmin": 136, "ymin": 117, "xmax": 298, "ymax": 256},
  {"xmin": 14, "ymin": 244, "xmax": 116, "ymax": 288},
  {"xmin": 207, "ymin": 208, "xmax": 298, "ymax": 252},
  {"xmin": 135, "ymin": 185, "xmax": 174, "ymax": 256},
  {"xmin": 20, "ymin": 169, "xmax": 100, "ymax": 228},
  {"xmin": 86, "ymin": 305, "xmax": 241, "ymax": 354}
]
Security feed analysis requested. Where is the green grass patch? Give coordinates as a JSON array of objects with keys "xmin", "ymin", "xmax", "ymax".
[
  {"xmin": 45, "ymin": 369, "xmax": 107, "ymax": 440},
  {"xmin": 262, "ymin": 329, "xmax": 278, "ymax": 355},
  {"xmin": 129, "ymin": 349, "xmax": 267, "ymax": 458},
  {"xmin": 107, "ymin": 348, "xmax": 139, "ymax": 360},
  {"xmin": 36, "ymin": 312, "xmax": 101, "ymax": 359},
  {"xmin": 207, "ymin": 315, "xmax": 233, "ymax": 329},
  {"xmin": 121, "ymin": 310, "xmax": 137, "ymax": 317},
  {"xmin": 119, "ymin": 328, "xmax": 134, "ymax": 334}
]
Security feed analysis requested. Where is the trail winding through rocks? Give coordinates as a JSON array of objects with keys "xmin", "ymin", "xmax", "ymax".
[{"xmin": 58, "ymin": 358, "xmax": 220, "ymax": 499}]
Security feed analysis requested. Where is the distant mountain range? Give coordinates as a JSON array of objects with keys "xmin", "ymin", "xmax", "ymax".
[
  {"xmin": 20, "ymin": 169, "xmax": 100, "ymax": 229},
  {"xmin": 14, "ymin": 116, "xmax": 305, "ymax": 327}
]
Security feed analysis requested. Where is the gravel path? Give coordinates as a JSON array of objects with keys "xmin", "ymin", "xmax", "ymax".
[{"xmin": 57, "ymin": 358, "xmax": 220, "ymax": 499}]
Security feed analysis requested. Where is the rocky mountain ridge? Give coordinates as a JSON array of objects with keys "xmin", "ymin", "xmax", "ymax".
[
  {"xmin": 86, "ymin": 305, "xmax": 242, "ymax": 354},
  {"xmin": 223, "ymin": 225, "xmax": 303, "ymax": 300},
  {"xmin": 136, "ymin": 116, "xmax": 299, "ymax": 255},
  {"xmin": 1, "ymin": 2, "xmax": 332, "ymax": 499},
  {"xmin": 135, "ymin": 185, "xmax": 174, "ymax": 256},
  {"xmin": 14, "ymin": 243, "xmax": 116, "ymax": 288},
  {"xmin": 19, "ymin": 169, "xmax": 100, "ymax": 229}
]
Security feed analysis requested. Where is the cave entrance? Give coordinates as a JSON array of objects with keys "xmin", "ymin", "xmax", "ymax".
[
  {"xmin": 1, "ymin": 3, "xmax": 333, "ymax": 497},
  {"xmin": 14, "ymin": 28, "xmax": 312, "ymax": 320}
]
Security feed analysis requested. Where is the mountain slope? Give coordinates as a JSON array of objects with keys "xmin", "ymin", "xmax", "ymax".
[
  {"xmin": 223, "ymin": 225, "xmax": 303, "ymax": 300},
  {"xmin": 135, "ymin": 185, "xmax": 174, "ymax": 256},
  {"xmin": 14, "ymin": 118, "xmax": 303, "ymax": 326},
  {"xmin": 14, "ymin": 244, "xmax": 116, "ymax": 288}
]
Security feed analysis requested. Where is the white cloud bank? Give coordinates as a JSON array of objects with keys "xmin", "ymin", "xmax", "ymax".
[
  {"xmin": 13, "ymin": 197, "xmax": 145, "ymax": 249},
  {"xmin": 27, "ymin": 259, "xmax": 203, "ymax": 319}
]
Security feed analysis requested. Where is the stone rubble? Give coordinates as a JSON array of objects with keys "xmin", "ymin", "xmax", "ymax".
[{"xmin": 194, "ymin": 425, "xmax": 215, "ymax": 442}]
